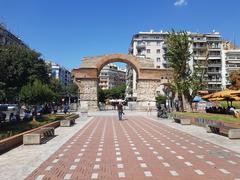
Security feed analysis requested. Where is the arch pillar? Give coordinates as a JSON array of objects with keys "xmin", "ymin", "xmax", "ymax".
[
  {"xmin": 136, "ymin": 79, "xmax": 162, "ymax": 110},
  {"xmin": 75, "ymin": 78, "xmax": 98, "ymax": 111}
]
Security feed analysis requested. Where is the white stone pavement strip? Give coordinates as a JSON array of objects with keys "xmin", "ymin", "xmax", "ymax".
[
  {"xmin": 228, "ymin": 160, "xmax": 237, "ymax": 165},
  {"xmin": 52, "ymin": 159, "xmax": 59, "ymax": 163},
  {"xmin": 169, "ymin": 170, "xmax": 179, "ymax": 176},
  {"xmin": 118, "ymin": 172, "xmax": 126, "ymax": 178},
  {"xmin": 93, "ymin": 164, "xmax": 100, "ymax": 170},
  {"xmin": 117, "ymin": 164, "xmax": 124, "ymax": 169},
  {"xmin": 144, "ymin": 171, "xmax": 152, "ymax": 177},
  {"xmin": 219, "ymin": 169, "xmax": 231, "ymax": 174},
  {"xmin": 45, "ymin": 166, "xmax": 53, "ymax": 171},
  {"xmin": 194, "ymin": 169, "xmax": 204, "ymax": 175},
  {"xmin": 0, "ymin": 115, "xmax": 93, "ymax": 180},
  {"xmin": 184, "ymin": 162, "xmax": 193, "ymax": 166},
  {"xmin": 70, "ymin": 165, "xmax": 77, "ymax": 170},
  {"xmin": 205, "ymin": 161, "xmax": 215, "ymax": 166},
  {"xmin": 140, "ymin": 163, "xmax": 147, "ymax": 168},
  {"xmin": 163, "ymin": 162, "xmax": 170, "ymax": 167},
  {"xmin": 64, "ymin": 173, "xmax": 72, "ymax": 180},
  {"xmin": 91, "ymin": 173, "xmax": 98, "ymax": 179},
  {"xmin": 35, "ymin": 175, "xmax": 45, "ymax": 180}
]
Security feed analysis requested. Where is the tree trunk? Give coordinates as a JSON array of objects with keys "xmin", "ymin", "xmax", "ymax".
[{"xmin": 181, "ymin": 93, "xmax": 192, "ymax": 112}]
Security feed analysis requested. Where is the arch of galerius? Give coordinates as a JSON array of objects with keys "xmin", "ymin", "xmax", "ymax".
[{"xmin": 72, "ymin": 54, "xmax": 172, "ymax": 111}]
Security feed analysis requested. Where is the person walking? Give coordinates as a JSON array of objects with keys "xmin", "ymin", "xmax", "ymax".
[
  {"xmin": 117, "ymin": 102, "xmax": 123, "ymax": 120},
  {"xmin": 147, "ymin": 102, "xmax": 151, "ymax": 116}
]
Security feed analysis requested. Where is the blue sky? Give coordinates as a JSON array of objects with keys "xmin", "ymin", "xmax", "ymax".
[{"xmin": 1, "ymin": 0, "xmax": 240, "ymax": 70}]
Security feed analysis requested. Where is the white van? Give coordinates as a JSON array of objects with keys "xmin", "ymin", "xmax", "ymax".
[{"xmin": 0, "ymin": 104, "xmax": 20, "ymax": 122}]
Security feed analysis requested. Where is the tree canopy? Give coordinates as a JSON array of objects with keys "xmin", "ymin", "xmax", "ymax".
[
  {"xmin": 0, "ymin": 44, "xmax": 50, "ymax": 103},
  {"xmin": 19, "ymin": 80, "xmax": 56, "ymax": 105},
  {"xmin": 229, "ymin": 71, "xmax": 240, "ymax": 89}
]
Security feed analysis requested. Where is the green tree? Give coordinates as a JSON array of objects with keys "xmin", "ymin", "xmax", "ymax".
[
  {"xmin": 229, "ymin": 70, "xmax": 240, "ymax": 89},
  {"xmin": 98, "ymin": 88, "xmax": 107, "ymax": 103},
  {"xmin": 98, "ymin": 84, "xmax": 126, "ymax": 103},
  {"xmin": 155, "ymin": 95, "xmax": 167, "ymax": 109},
  {"xmin": 49, "ymin": 78, "xmax": 63, "ymax": 95},
  {"xmin": 63, "ymin": 83, "xmax": 79, "ymax": 96},
  {"xmin": 0, "ymin": 44, "xmax": 50, "ymax": 103},
  {"xmin": 165, "ymin": 30, "xmax": 204, "ymax": 111},
  {"xmin": 19, "ymin": 80, "xmax": 56, "ymax": 105}
]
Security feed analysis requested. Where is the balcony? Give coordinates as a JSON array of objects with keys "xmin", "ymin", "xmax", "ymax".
[
  {"xmin": 207, "ymin": 86, "xmax": 222, "ymax": 91},
  {"xmin": 192, "ymin": 38, "xmax": 206, "ymax": 42},
  {"xmin": 208, "ymin": 55, "xmax": 221, "ymax": 59},
  {"xmin": 207, "ymin": 71, "xmax": 221, "ymax": 74},
  {"xmin": 207, "ymin": 80, "xmax": 222, "ymax": 84},
  {"xmin": 208, "ymin": 63, "xmax": 221, "ymax": 67},
  {"xmin": 193, "ymin": 56, "xmax": 207, "ymax": 60},
  {"xmin": 136, "ymin": 43, "xmax": 146, "ymax": 50},
  {"xmin": 206, "ymin": 38, "xmax": 221, "ymax": 42},
  {"xmin": 193, "ymin": 46, "xmax": 206, "ymax": 49}
]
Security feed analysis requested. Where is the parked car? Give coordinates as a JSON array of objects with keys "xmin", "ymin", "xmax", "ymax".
[{"xmin": 0, "ymin": 104, "xmax": 20, "ymax": 122}]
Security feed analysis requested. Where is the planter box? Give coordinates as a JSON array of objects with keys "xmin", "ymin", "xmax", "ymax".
[{"xmin": 0, "ymin": 121, "xmax": 59, "ymax": 154}]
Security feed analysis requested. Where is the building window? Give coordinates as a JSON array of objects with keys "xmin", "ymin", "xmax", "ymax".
[
  {"xmin": 147, "ymin": 49, "xmax": 151, "ymax": 53},
  {"xmin": 157, "ymin": 41, "xmax": 161, "ymax": 46},
  {"xmin": 157, "ymin": 58, "xmax": 161, "ymax": 62},
  {"xmin": 156, "ymin": 49, "xmax": 160, "ymax": 54},
  {"xmin": 156, "ymin": 66, "xmax": 160, "ymax": 68}
]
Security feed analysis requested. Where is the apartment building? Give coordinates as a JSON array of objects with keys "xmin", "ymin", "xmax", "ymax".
[
  {"xmin": 0, "ymin": 24, "xmax": 26, "ymax": 46},
  {"xmin": 222, "ymin": 49, "xmax": 240, "ymax": 88},
  {"xmin": 126, "ymin": 30, "xmax": 227, "ymax": 99},
  {"xmin": 99, "ymin": 63, "xmax": 126, "ymax": 90},
  {"xmin": 192, "ymin": 32, "xmax": 223, "ymax": 92},
  {"xmin": 46, "ymin": 61, "xmax": 72, "ymax": 87}
]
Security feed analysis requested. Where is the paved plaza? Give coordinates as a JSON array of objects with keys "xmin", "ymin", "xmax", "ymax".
[{"xmin": 1, "ymin": 112, "xmax": 240, "ymax": 179}]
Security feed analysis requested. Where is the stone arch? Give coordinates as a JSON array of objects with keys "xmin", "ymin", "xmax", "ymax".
[
  {"xmin": 95, "ymin": 54, "xmax": 140, "ymax": 78},
  {"xmin": 72, "ymin": 54, "xmax": 172, "ymax": 111}
]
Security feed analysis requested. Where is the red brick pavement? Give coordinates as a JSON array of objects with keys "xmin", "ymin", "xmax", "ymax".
[{"xmin": 26, "ymin": 116, "xmax": 240, "ymax": 180}]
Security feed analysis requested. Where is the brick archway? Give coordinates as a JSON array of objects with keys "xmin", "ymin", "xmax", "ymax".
[{"xmin": 72, "ymin": 54, "xmax": 172, "ymax": 111}]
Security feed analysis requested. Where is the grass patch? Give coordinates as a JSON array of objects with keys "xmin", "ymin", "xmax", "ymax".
[
  {"xmin": 219, "ymin": 101, "xmax": 240, "ymax": 109},
  {"xmin": 173, "ymin": 112, "xmax": 240, "ymax": 123},
  {"xmin": 0, "ymin": 114, "xmax": 71, "ymax": 140}
]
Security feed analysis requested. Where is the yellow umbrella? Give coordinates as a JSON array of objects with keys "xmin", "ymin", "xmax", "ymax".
[
  {"xmin": 202, "ymin": 94, "xmax": 214, "ymax": 99},
  {"xmin": 228, "ymin": 96, "xmax": 240, "ymax": 101},
  {"xmin": 211, "ymin": 89, "xmax": 237, "ymax": 98},
  {"xmin": 202, "ymin": 89, "xmax": 236, "ymax": 99},
  {"xmin": 208, "ymin": 97, "xmax": 225, "ymax": 101},
  {"xmin": 230, "ymin": 90, "xmax": 240, "ymax": 96}
]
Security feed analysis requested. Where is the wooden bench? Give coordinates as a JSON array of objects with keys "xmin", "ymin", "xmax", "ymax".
[
  {"xmin": 206, "ymin": 124, "xmax": 220, "ymax": 134},
  {"xmin": 206, "ymin": 124, "xmax": 240, "ymax": 139},
  {"xmin": 173, "ymin": 118, "xmax": 191, "ymax": 125},
  {"xmin": 23, "ymin": 127, "xmax": 55, "ymax": 145},
  {"xmin": 173, "ymin": 118, "xmax": 181, "ymax": 124}
]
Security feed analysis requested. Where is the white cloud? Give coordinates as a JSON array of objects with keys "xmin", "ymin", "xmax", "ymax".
[{"xmin": 174, "ymin": 0, "xmax": 188, "ymax": 6}]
